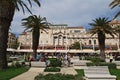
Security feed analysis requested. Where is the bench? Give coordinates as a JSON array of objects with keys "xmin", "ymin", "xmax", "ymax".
[
  {"xmin": 84, "ymin": 66, "xmax": 116, "ymax": 80},
  {"xmin": 31, "ymin": 61, "xmax": 46, "ymax": 68}
]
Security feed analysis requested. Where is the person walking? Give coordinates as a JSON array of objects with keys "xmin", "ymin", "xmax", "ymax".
[{"xmin": 110, "ymin": 54, "xmax": 113, "ymax": 63}]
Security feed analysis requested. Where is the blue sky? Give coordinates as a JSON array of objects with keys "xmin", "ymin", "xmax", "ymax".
[{"xmin": 10, "ymin": 0, "xmax": 118, "ymax": 35}]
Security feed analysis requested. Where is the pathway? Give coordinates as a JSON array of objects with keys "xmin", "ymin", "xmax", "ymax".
[
  {"xmin": 10, "ymin": 68, "xmax": 45, "ymax": 80},
  {"xmin": 11, "ymin": 67, "xmax": 78, "ymax": 80},
  {"xmin": 61, "ymin": 67, "xmax": 78, "ymax": 75}
]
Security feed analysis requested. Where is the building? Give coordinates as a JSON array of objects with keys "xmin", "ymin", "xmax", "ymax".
[
  {"xmin": 7, "ymin": 32, "xmax": 17, "ymax": 49},
  {"xmin": 18, "ymin": 19, "xmax": 120, "ymax": 51}
]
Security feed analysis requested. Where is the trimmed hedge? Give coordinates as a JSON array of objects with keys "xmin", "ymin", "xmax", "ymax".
[
  {"xmin": 49, "ymin": 58, "xmax": 62, "ymax": 67},
  {"xmin": 44, "ymin": 67, "xmax": 60, "ymax": 72},
  {"xmin": 85, "ymin": 57, "xmax": 105, "ymax": 63},
  {"xmin": 35, "ymin": 73, "xmax": 83, "ymax": 80},
  {"xmin": 86, "ymin": 62, "xmax": 116, "ymax": 69}
]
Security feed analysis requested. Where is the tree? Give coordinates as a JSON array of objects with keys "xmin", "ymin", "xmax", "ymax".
[
  {"xmin": 109, "ymin": 0, "xmax": 120, "ymax": 18},
  {"xmin": 0, "ymin": 0, "xmax": 40, "ymax": 69},
  {"xmin": 88, "ymin": 17, "xmax": 117, "ymax": 60},
  {"xmin": 22, "ymin": 15, "xmax": 49, "ymax": 59},
  {"xmin": 70, "ymin": 42, "xmax": 83, "ymax": 50}
]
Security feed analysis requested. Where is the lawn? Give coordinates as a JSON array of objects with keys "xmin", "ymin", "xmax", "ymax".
[
  {"xmin": 0, "ymin": 67, "xmax": 29, "ymax": 80},
  {"xmin": 110, "ymin": 69, "xmax": 120, "ymax": 80}
]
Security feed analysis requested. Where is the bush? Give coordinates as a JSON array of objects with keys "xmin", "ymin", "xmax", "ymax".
[
  {"xmin": 87, "ymin": 57, "xmax": 105, "ymax": 63},
  {"xmin": 44, "ymin": 67, "xmax": 60, "ymax": 72},
  {"xmin": 35, "ymin": 73, "xmax": 82, "ymax": 80},
  {"xmin": 49, "ymin": 58, "xmax": 62, "ymax": 67},
  {"xmin": 115, "ymin": 57, "xmax": 120, "ymax": 61},
  {"xmin": 86, "ymin": 62, "xmax": 116, "ymax": 69}
]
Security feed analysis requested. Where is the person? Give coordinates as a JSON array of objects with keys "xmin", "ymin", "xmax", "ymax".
[
  {"xmin": 36, "ymin": 53, "xmax": 41, "ymax": 61},
  {"xmin": 110, "ymin": 54, "xmax": 113, "ymax": 63},
  {"xmin": 29, "ymin": 54, "xmax": 34, "ymax": 61},
  {"xmin": 45, "ymin": 55, "xmax": 50, "ymax": 67},
  {"xmin": 67, "ymin": 53, "xmax": 71, "ymax": 67}
]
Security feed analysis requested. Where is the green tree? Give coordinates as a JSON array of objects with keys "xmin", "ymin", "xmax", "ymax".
[
  {"xmin": 70, "ymin": 42, "xmax": 83, "ymax": 50},
  {"xmin": 88, "ymin": 17, "xmax": 117, "ymax": 60},
  {"xmin": 22, "ymin": 15, "xmax": 49, "ymax": 59},
  {"xmin": 0, "ymin": 0, "xmax": 40, "ymax": 69},
  {"xmin": 109, "ymin": 0, "xmax": 120, "ymax": 18}
]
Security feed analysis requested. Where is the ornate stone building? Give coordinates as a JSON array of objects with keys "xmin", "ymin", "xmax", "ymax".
[
  {"xmin": 7, "ymin": 32, "xmax": 17, "ymax": 49},
  {"xmin": 18, "ymin": 19, "xmax": 120, "ymax": 51}
]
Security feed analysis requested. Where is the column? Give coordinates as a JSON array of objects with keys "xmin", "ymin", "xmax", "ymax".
[
  {"xmin": 92, "ymin": 39, "xmax": 95, "ymax": 51},
  {"xmin": 80, "ymin": 40, "xmax": 82, "ymax": 50}
]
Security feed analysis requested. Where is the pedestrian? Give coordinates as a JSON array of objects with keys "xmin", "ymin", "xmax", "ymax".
[
  {"xmin": 110, "ymin": 54, "xmax": 113, "ymax": 63},
  {"xmin": 67, "ymin": 53, "xmax": 71, "ymax": 67},
  {"xmin": 36, "ymin": 53, "xmax": 41, "ymax": 61}
]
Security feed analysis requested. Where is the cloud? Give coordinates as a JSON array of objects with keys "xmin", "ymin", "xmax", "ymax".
[{"xmin": 11, "ymin": 0, "xmax": 118, "ymax": 35}]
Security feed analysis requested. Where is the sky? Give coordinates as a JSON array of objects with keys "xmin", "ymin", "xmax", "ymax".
[{"xmin": 10, "ymin": 0, "xmax": 119, "ymax": 36}]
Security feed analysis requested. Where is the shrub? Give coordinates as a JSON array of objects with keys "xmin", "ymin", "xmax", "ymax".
[
  {"xmin": 85, "ymin": 57, "xmax": 105, "ymax": 63},
  {"xmin": 49, "ymin": 58, "xmax": 62, "ymax": 67},
  {"xmin": 44, "ymin": 67, "xmax": 60, "ymax": 72},
  {"xmin": 115, "ymin": 57, "xmax": 120, "ymax": 61},
  {"xmin": 35, "ymin": 73, "xmax": 82, "ymax": 80},
  {"xmin": 86, "ymin": 62, "xmax": 116, "ymax": 69}
]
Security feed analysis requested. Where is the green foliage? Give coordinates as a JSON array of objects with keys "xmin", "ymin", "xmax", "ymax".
[
  {"xmin": 109, "ymin": 69, "xmax": 120, "ymax": 80},
  {"xmin": 35, "ymin": 73, "xmax": 82, "ymax": 80},
  {"xmin": 44, "ymin": 67, "xmax": 60, "ymax": 72},
  {"xmin": 70, "ymin": 42, "xmax": 83, "ymax": 50},
  {"xmin": 0, "ymin": 67, "xmax": 29, "ymax": 80},
  {"xmin": 86, "ymin": 62, "xmax": 116, "ymax": 69},
  {"xmin": 85, "ymin": 57, "xmax": 105, "ymax": 63},
  {"xmin": 49, "ymin": 58, "xmax": 62, "ymax": 67}
]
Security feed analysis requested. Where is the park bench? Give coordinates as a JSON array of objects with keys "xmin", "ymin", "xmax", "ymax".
[
  {"xmin": 31, "ymin": 61, "xmax": 46, "ymax": 68},
  {"xmin": 84, "ymin": 66, "xmax": 116, "ymax": 80}
]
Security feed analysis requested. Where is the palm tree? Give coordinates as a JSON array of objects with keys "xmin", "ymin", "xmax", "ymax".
[
  {"xmin": 109, "ymin": 0, "xmax": 120, "ymax": 18},
  {"xmin": 0, "ymin": 0, "xmax": 40, "ymax": 69},
  {"xmin": 22, "ymin": 15, "xmax": 49, "ymax": 59},
  {"xmin": 88, "ymin": 17, "xmax": 117, "ymax": 60}
]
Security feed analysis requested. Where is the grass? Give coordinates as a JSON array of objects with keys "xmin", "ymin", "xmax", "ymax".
[
  {"xmin": 0, "ymin": 66, "xmax": 29, "ymax": 80},
  {"xmin": 76, "ymin": 69, "xmax": 84, "ymax": 78},
  {"xmin": 44, "ymin": 67, "xmax": 61, "ymax": 72},
  {"xmin": 109, "ymin": 69, "xmax": 120, "ymax": 80}
]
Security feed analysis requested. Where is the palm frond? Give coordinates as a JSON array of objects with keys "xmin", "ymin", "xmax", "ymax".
[{"xmin": 7, "ymin": 0, "xmax": 41, "ymax": 14}]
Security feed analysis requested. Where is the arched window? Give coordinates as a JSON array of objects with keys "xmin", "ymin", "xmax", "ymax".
[{"xmin": 89, "ymin": 40, "xmax": 91, "ymax": 45}]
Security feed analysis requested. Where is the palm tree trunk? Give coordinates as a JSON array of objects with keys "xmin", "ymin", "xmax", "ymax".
[
  {"xmin": 0, "ymin": 0, "xmax": 15, "ymax": 69},
  {"xmin": 98, "ymin": 34, "xmax": 105, "ymax": 60},
  {"xmin": 32, "ymin": 29, "xmax": 40, "ymax": 60}
]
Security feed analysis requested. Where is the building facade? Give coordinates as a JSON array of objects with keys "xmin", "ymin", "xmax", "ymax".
[
  {"xmin": 7, "ymin": 32, "xmax": 17, "ymax": 49},
  {"xmin": 18, "ymin": 19, "xmax": 120, "ymax": 50}
]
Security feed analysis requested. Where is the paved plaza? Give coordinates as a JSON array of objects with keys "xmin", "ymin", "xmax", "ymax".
[{"xmin": 11, "ymin": 67, "xmax": 77, "ymax": 80}]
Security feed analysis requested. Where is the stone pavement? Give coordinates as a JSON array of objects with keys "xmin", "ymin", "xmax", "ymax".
[
  {"xmin": 10, "ymin": 67, "xmax": 78, "ymax": 80},
  {"xmin": 61, "ymin": 67, "xmax": 78, "ymax": 75},
  {"xmin": 10, "ymin": 68, "xmax": 45, "ymax": 80}
]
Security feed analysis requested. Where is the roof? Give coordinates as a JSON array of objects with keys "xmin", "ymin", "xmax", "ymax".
[
  {"xmin": 68, "ymin": 26, "xmax": 85, "ymax": 29},
  {"xmin": 109, "ymin": 19, "xmax": 120, "ymax": 25}
]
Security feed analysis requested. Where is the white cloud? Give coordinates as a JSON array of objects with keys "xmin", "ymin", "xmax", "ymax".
[{"xmin": 11, "ymin": 0, "xmax": 118, "ymax": 35}]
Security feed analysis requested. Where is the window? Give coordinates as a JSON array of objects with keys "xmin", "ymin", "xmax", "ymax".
[
  {"xmin": 74, "ymin": 30, "xmax": 81, "ymax": 33},
  {"xmin": 70, "ymin": 30, "xmax": 73, "ymax": 33},
  {"xmin": 89, "ymin": 40, "xmax": 91, "ymax": 45},
  {"xmin": 94, "ymin": 40, "xmax": 96, "ymax": 44}
]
